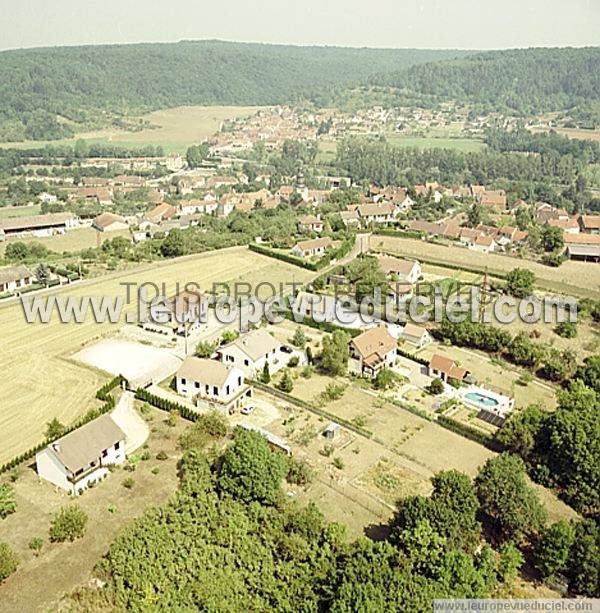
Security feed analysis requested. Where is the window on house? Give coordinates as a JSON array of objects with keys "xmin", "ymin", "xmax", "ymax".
[
  {"xmin": 115, "ymin": 441, "xmax": 120, "ymax": 450},
  {"xmin": 213, "ymin": 386, "xmax": 218, "ymax": 396},
  {"xmin": 195, "ymin": 381, "xmax": 200, "ymax": 388},
  {"xmin": 181, "ymin": 377, "xmax": 186, "ymax": 385},
  {"xmin": 102, "ymin": 449, "xmax": 108, "ymax": 458},
  {"xmin": 244, "ymin": 359, "xmax": 249, "ymax": 366}
]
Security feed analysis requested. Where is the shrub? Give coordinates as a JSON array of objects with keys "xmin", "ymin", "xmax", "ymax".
[
  {"xmin": 428, "ymin": 378, "xmax": 444, "ymax": 395},
  {"xmin": 287, "ymin": 356, "xmax": 300, "ymax": 368},
  {"xmin": 156, "ymin": 450, "xmax": 168, "ymax": 460},
  {"xmin": 555, "ymin": 321, "xmax": 577, "ymax": 338},
  {"xmin": 277, "ymin": 370, "xmax": 294, "ymax": 393},
  {"xmin": 28, "ymin": 537, "xmax": 43, "ymax": 555},
  {"xmin": 286, "ymin": 457, "xmax": 314, "ymax": 486},
  {"xmin": 332, "ymin": 457, "xmax": 345, "ymax": 470},
  {"xmin": 49, "ymin": 505, "xmax": 88, "ymax": 542},
  {"xmin": 122, "ymin": 477, "xmax": 135, "ymax": 489},
  {"xmin": 0, "ymin": 484, "xmax": 17, "ymax": 519},
  {"xmin": 0, "ymin": 542, "xmax": 18, "ymax": 582}
]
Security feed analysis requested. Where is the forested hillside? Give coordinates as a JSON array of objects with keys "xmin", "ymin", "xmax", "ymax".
[
  {"xmin": 372, "ymin": 47, "xmax": 600, "ymax": 115},
  {"xmin": 0, "ymin": 40, "xmax": 467, "ymax": 141}
]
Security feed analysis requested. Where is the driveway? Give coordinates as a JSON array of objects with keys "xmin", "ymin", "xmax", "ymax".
[{"xmin": 111, "ymin": 391, "xmax": 150, "ymax": 454}]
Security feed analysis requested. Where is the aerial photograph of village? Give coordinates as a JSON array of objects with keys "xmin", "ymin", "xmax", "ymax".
[{"xmin": 0, "ymin": 1, "xmax": 598, "ymax": 611}]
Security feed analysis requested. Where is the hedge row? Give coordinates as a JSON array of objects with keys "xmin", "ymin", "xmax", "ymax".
[
  {"xmin": 251, "ymin": 380, "xmax": 372, "ymax": 438},
  {"xmin": 249, "ymin": 243, "xmax": 319, "ymax": 271},
  {"xmin": 386, "ymin": 397, "xmax": 433, "ymax": 422},
  {"xmin": 0, "ymin": 378, "xmax": 124, "ymax": 475},
  {"xmin": 373, "ymin": 228, "xmax": 425, "ymax": 240},
  {"xmin": 436, "ymin": 415, "xmax": 503, "ymax": 451},
  {"xmin": 249, "ymin": 238, "xmax": 354, "ymax": 273},
  {"xmin": 396, "ymin": 346, "xmax": 429, "ymax": 367},
  {"xmin": 96, "ymin": 375, "xmax": 127, "ymax": 401},
  {"xmin": 134, "ymin": 388, "xmax": 199, "ymax": 422}
]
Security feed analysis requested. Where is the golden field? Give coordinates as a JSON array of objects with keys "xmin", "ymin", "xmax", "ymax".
[{"xmin": 0, "ymin": 247, "xmax": 312, "ymax": 463}]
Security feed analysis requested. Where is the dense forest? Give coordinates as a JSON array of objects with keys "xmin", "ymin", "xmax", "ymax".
[
  {"xmin": 0, "ymin": 40, "xmax": 468, "ymax": 141},
  {"xmin": 372, "ymin": 47, "xmax": 600, "ymax": 116}
]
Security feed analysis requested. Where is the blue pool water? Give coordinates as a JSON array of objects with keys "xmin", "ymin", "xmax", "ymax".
[{"xmin": 465, "ymin": 392, "xmax": 499, "ymax": 407}]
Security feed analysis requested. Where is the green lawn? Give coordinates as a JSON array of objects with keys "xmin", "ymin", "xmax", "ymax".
[
  {"xmin": 386, "ymin": 134, "xmax": 486, "ymax": 152},
  {"xmin": 0, "ymin": 204, "xmax": 41, "ymax": 219}
]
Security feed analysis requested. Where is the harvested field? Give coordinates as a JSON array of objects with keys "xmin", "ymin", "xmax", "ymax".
[{"xmin": 0, "ymin": 247, "xmax": 312, "ymax": 463}]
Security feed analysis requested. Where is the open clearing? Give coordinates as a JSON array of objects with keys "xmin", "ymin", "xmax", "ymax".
[
  {"xmin": 0, "ymin": 205, "xmax": 41, "ymax": 220},
  {"xmin": 73, "ymin": 339, "xmax": 182, "ymax": 388},
  {"xmin": 0, "ymin": 246, "xmax": 312, "ymax": 464},
  {"xmin": 0, "ymin": 106, "xmax": 263, "ymax": 153},
  {"xmin": 371, "ymin": 234, "xmax": 600, "ymax": 298},
  {"xmin": 530, "ymin": 126, "xmax": 600, "ymax": 142}
]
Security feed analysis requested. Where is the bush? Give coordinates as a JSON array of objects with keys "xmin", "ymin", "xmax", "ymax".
[
  {"xmin": 49, "ymin": 505, "xmax": 88, "ymax": 542},
  {"xmin": 277, "ymin": 370, "xmax": 294, "ymax": 393},
  {"xmin": 286, "ymin": 457, "xmax": 314, "ymax": 486},
  {"xmin": 0, "ymin": 542, "xmax": 18, "ymax": 582},
  {"xmin": 428, "ymin": 378, "xmax": 444, "ymax": 395},
  {"xmin": 0, "ymin": 484, "xmax": 17, "ymax": 519},
  {"xmin": 156, "ymin": 450, "xmax": 168, "ymax": 460},
  {"xmin": 122, "ymin": 477, "xmax": 135, "ymax": 489},
  {"xmin": 287, "ymin": 356, "xmax": 300, "ymax": 368},
  {"xmin": 28, "ymin": 537, "xmax": 43, "ymax": 555},
  {"xmin": 555, "ymin": 321, "xmax": 577, "ymax": 338},
  {"xmin": 332, "ymin": 457, "xmax": 345, "ymax": 470}
]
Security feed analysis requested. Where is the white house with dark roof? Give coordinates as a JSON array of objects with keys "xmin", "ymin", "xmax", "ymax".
[
  {"xmin": 216, "ymin": 328, "xmax": 284, "ymax": 378},
  {"xmin": 35, "ymin": 414, "xmax": 126, "ymax": 494},
  {"xmin": 176, "ymin": 356, "xmax": 251, "ymax": 413},
  {"xmin": 399, "ymin": 323, "xmax": 432, "ymax": 348}
]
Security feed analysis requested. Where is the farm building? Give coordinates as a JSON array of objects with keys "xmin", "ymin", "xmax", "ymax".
[{"xmin": 0, "ymin": 212, "xmax": 76, "ymax": 240}]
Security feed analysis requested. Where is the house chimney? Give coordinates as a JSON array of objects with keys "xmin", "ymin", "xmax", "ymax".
[{"xmin": 52, "ymin": 442, "xmax": 61, "ymax": 453}]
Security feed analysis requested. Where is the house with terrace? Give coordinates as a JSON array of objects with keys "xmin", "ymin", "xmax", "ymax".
[
  {"xmin": 348, "ymin": 325, "xmax": 397, "ymax": 378},
  {"xmin": 175, "ymin": 357, "xmax": 251, "ymax": 414}
]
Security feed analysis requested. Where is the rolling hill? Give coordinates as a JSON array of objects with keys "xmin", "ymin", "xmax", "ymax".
[{"xmin": 0, "ymin": 40, "xmax": 470, "ymax": 141}]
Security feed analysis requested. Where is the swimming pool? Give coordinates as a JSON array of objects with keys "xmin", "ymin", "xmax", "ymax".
[{"xmin": 464, "ymin": 392, "xmax": 499, "ymax": 407}]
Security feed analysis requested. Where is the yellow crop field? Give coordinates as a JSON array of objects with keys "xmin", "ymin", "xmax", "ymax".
[
  {"xmin": 0, "ymin": 247, "xmax": 312, "ymax": 463},
  {"xmin": 0, "ymin": 105, "xmax": 264, "ymax": 153}
]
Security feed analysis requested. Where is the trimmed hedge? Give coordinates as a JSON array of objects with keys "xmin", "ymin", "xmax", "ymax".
[
  {"xmin": 396, "ymin": 346, "xmax": 429, "ymax": 366},
  {"xmin": 249, "ymin": 243, "xmax": 318, "ymax": 271},
  {"xmin": 251, "ymin": 380, "xmax": 372, "ymax": 438},
  {"xmin": 134, "ymin": 388, "xmax": 199, "ymax": 422},
  {"xmin": 373, "ymin": 228, "xmax": 425, "ymax": 240},
  {"xmin": 249, "ymin": 238, "xmax": 354, "ymax": 273}
]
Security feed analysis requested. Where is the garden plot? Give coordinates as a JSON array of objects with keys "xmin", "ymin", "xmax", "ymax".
[{"xmin": 73, "ymin": 339, "xmax": 182, "ymax": 388}]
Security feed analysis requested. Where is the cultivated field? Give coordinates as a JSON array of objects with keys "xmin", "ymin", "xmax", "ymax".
[
  {"xmin": 530, "ymin": 126, "xmax": 600, "ymax": 142},
  {"xmin": 0, "ymin": 105, "xmax": 264, "ymax": 153},
  {"xmin": 371, "ymin": 235, "xmax": 600, "ymax": 298},
  {"xmin": 0, "ymin": 247, "xmax": 312, "ymax": 463}
]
